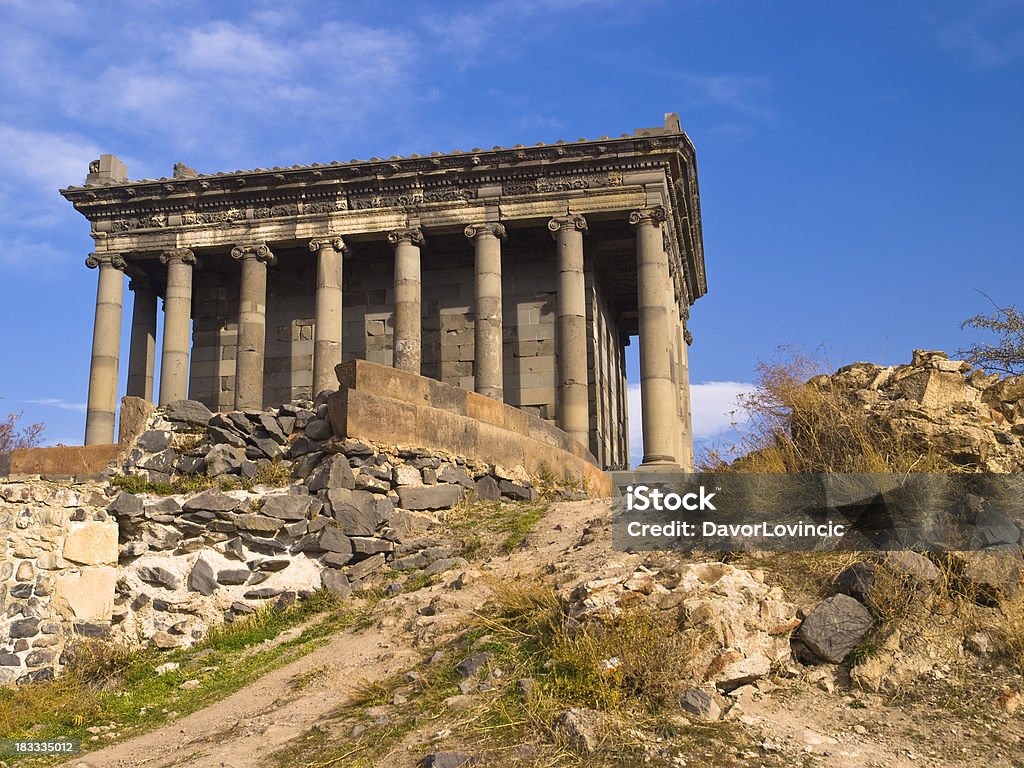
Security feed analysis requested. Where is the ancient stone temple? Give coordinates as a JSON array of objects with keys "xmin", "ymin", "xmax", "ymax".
[{"xmin": 61, "ymin": 113, "xmax": 707, "ymax": 470}]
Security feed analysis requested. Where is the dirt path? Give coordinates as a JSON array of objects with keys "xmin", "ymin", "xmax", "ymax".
[
  {"xmin": 63, "ymin": 501, "xmax": 612, "ymax": 768},
  {"xmin": 63, "ymin": 499, "xmax": 1024, "ymax": 768}
]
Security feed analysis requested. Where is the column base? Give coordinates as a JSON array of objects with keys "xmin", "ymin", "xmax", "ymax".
[{"xmin": 637, "ymin": 458, "xmax": 681, "ymax": 471}]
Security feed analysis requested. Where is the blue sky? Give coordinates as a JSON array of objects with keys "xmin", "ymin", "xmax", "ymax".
[{"xmin": 0, "ymin": 0, "xmax": 1022, "ymax": 457}]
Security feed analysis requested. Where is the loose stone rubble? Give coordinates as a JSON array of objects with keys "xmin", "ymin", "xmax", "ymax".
[
  {"xmin": 565, "ymin": 561, "xmax": 799, "ymax": 693},
  {"xmin": 1, "ymin": 397, "xmax": 555, "ymax": 683}
]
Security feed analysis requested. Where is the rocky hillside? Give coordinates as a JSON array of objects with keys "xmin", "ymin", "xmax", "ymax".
[{"xmin": 815, "ymin": 349, "xmax": 1024, "ymax": 471}]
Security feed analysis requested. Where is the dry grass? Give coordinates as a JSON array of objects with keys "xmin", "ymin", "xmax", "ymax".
[{"xmin": 699, "ymin": 349, "xmax": 958, "ymax": 473}]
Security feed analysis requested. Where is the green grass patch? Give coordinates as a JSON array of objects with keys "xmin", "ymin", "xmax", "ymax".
[
  {"xmin": 446, "ymin": 500, "xmax": 549, "ymax": 557},
  {"xmin": 109, "ymin": 473, "xmax": 237, "ymax": 497},
  {"xmin": 0, "ymin": 591, "xmax": 354, "ymax": 765}
]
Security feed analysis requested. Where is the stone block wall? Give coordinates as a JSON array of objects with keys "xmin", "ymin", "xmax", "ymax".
[
  {"xmin": 182, "ymin": 236, "xmax": 629, "ymax": 470},
  {"xmin": 0, "ymin": 481, "xmax": 118, "ymax": 685}
]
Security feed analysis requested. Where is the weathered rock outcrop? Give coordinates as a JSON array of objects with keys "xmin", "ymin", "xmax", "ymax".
[{"xmin": 815, "ymin": 349, "xmax": 1024, "ymax": 471}]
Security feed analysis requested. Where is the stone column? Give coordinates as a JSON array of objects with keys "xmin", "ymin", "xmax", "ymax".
[
  {"xmin": 231, "ymin": 244, "xmax": 275, "ymax": 411},
  {"xmin": 310, "ymin": 236, "xmax": 346, "ymax": 396},
  {"xmin": 388, "ymin": 228, "xmax": 424, "ymax": 374},
  {"xmin": 158, "ymin": 248, "xmax": 196, "ymax": 406},
  {"xmin": 126, "ymin": 277, "xmax": 157, "ymax": 401},
  {"xmin": 548, "ymin": 214, "xmax": 589, "ymax": 448},
  {"xmin": 84, "ymin": 253, "xmax": 126, "ymax": 445},
  {"xmin": 630, "ymin": 206, "xmax": 678, "ymax": 467},
  {"xmin": 465, "ymin": 222, "xmax": 506, "ymax": 401},
  {"xmin": 678, "ymin": 323, "xmax": 695, "ymax": 471}
]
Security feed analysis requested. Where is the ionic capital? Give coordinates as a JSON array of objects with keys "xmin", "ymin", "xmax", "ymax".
[
  {"xmin": 231, "ymin": 243, "xmax": 276, "ymax": 266},
  {"xmin": 308, "ymin": 236, "xmax": 347, "ymax": 254},
  {"xmin": 387, "ymin": 228, "xmax": 425, "ymax": 248},
  {"xmin": 86, "ymin": 253, "xmax": 126, "ymax": 270},
  {"xmin": 628, "ymin": 205, "xmax": 667, "ymax": 228},
  {"xmin": 464, "ymin": 222, "xmax": 507, "ymax": 241},
  {"xmin": 159, "ymin": 248, "xmax": 197, "ymax": 267},
  {"xmin": 547, "ymin": 214, "xmax": 588, "ymax": 237}
]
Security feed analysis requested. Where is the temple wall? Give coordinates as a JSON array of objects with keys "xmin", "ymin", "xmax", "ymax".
[{"xmin": 180, "ymin": 241, "xmax": 630, "ymax": 469}]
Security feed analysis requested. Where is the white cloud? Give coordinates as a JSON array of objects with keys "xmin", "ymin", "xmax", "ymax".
[
  {"xmin": 929, "ymin": 2, "xmax": 1024, "ymax": 70},
  {"xmin": 24, "ymin": 398, "xmax": 87, "ymax": 413},
  {"xmin": 0, "ymin": 124, "xmax": 100, "ymax": 191},
  {"xmin": 628, "ymin": 381, "xmax": 753, "ymax": 466},
  {"xmin": 677, "ymin": 73, "xmax": 773, "ymax": 117}
]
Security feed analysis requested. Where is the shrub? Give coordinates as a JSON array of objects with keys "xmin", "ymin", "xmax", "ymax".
[{"xmin": 0, "ymin": 408, "xmax": 44, "ymax": 451}]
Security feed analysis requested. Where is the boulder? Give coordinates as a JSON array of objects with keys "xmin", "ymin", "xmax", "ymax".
[
  {"xmin": 346, "ymin": 553, "xmax": 386, "ymax": 580},
  {"xmin": 205, "ymin": 444, "xmax": 246, "ymax": 476},
  {"xmin": 208, "ymin": 426, "xmax": 246, "ymax": 448},
  {"xmin": 216, "ymin": 568, "xmax": 251, "ymax": 586},
  {"xmin": 306, "ymin": 454, "xmax": 355, "ymax": 492},
  {"xmin": 438, "ymin": 465, "xmax": 475, "ymax": 489},
  {"xmin": 798, "ymin": 594, "xmax": 874, "ymax": 663},
  {"xmin": 393, "ymin": 465, "xmax": 423, "ymax": 486},
  {"xmin": 318, "ymin": 526, "xmax": 353, "ymax": 554},
  {"xmin": 498, "ymin": 479, "xmax": 537, "ymax": 502},
  {"xmin": 137, "ymin": 565, "xmax": 183, "ymax": 590},
  {"xmin": 261, "ymin": 494, "xmax": 314, "ymax": 521},
  {"xmin": 881, "ymin": 551, "xmax": 940, "ymax": 588},
  {"xmin": 108, "ymin": 491, "xmax": 144, "ymax": 518},
  {"xmin": 164, "ymin": 399, "xmax": 213, "ymax": 426},
  {"xmin": 350, "ymin": 536, "xmax": 396, "ymax": 555},
  {"xmin": 139, "ymin": 448, "xmax": 177, "ymax": 473},
  {"xmin": 474, "ymin": 475, "xmax": 500, "ymax": 502},
  {"xmin": 137, "ymin": 430, "xmax": 172, "ymax": 452},
  {"xmin": 833, "ymin": 562, "xmax": 876, "ymax": 604},
  {"xmin": 183, "ymin": 488, "xmax": 241, "ymax": 513},
  {"xmin": 328, "ymin": 488, "xmax": 381, "ymax": 535},
  {"xmin": 304, "ymin": 418, "xmax": 332, "ymax": 441},
  {"xmin": 259, "ymin": 414, "xmax": 288, "ymax": 444},
  {"xmin": 321, "ymin": 569, "xmax": 352, "ymax": 598},
  {"xmin": 397, "ymin": 484, "xmax": 463, "ymax": 511},
  {"xmin": 187, "ymin": 556, "xmax": 218, "ymax": 596},
  {"xmin": 235, "ymin": 514, "xmax": 288, "ymax": 534}
]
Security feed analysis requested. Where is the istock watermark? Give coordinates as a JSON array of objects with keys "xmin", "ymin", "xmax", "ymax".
[{"xmin": 610, "ymin": 472, "xmax": 1024, "ymax": 553}]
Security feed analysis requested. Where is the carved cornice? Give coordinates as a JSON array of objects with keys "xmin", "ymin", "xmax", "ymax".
[
  {"xmin": 231, "ymin": 244, "xmax": 276, "ymax": 266},
  {"xmin": 387, "ymin": 228, "xmax": 425, "ymax": 248},
  {"xmin": 628, "ymin": 205, "xmax": 667, "ymax": 227},
  {"xmin": 85, "ymin": 253, "xmax": 125, "ymax": 270},
  {"xmin": 61, "ymin": 135, "xmax": 691, "ymax": 203},
  {"xmin": 464, "ymin": 222, "xmax": 507, "ymax": 241},
  {"xmin": 159, "ymin": 248, "xmax": 197, "ymax": 266},
  {"xmin": 308, "ymin": 236, "xmax": 347, "ymax": 254},
  {"xmin": 547, "ymin": 214, "xmax": 588, "ymax": 236}
]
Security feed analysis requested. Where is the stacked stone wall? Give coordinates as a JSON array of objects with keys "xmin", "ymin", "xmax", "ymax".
[
  {"xmin": 0, "ymin": 480, "xmax": 118, "ymax": 685},
  {"xmin": 2, "ymin": 385, "xmax": 595, "ymax": 683}
]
